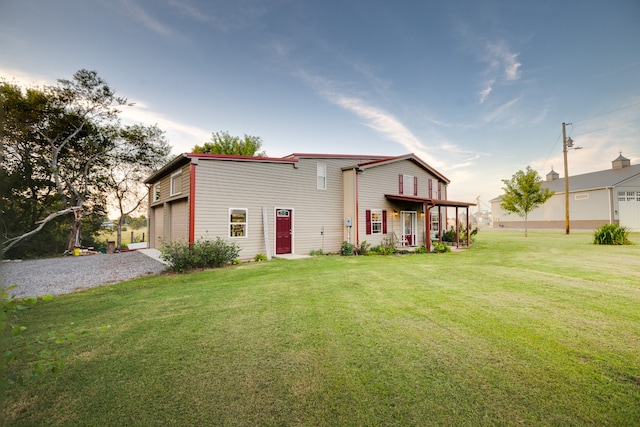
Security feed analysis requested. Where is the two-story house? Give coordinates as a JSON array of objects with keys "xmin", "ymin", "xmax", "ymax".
[{"xmin": 144, "ymin": 152, "xmax": 475, "ymax": 260}]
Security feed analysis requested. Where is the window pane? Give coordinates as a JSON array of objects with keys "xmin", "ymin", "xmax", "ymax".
[
  {"xmin": 230, "ymin": 209, "xmax": 247, "ymax": 237},
  {"xmin": 317, "ymin": 163, "xmax": 326, "ymax": 190}
]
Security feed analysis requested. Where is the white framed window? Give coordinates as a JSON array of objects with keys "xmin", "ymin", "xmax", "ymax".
[
  {"xmin": 170, "ymin": 171, "xmax": 182, "ymax": 196},
  {"xmin": 371, "ymin": 209, "xmax": 383, "ymax": 234},
  {"xmin": 317, "ymin": 162, "xmax": 327, "ymax": 190},
  {"xmin": 153, "ymin": 183, "xmax": 161, "ymax": 202},
  {"xmin": 229, "ymin": 208, "xmax": 248, "ymax": 238},
  {"xmin": 399, "ymin": 174, "xmax": 417, "ymax": 196}
]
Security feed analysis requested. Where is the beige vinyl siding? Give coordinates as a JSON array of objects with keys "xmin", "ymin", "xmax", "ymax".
[
  {"xmin": 357, "ymin": 160, "xmax": 445, "ymax": 247},
  {"xmin": 193, "ymin": 157, "xmax": 365, "ymax": 258},
  {"xmin": 342, "ymin": 168, "xmax": 357, "ymax": 242},
  {"xmin": 148, "ymin": 163, "xmax": 191, "ymax": 207}
]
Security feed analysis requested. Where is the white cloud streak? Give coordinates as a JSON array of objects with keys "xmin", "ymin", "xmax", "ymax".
[
  {"xmin": 119, "ymin": 0, "xmax": 177, "ymax": 37},
  {"xmin": 293, "ymin": 70, "xmax": 442, "ymax": 166},
  {"xmin": 478, "ymin": 40, "xmax": 522, "ymax": 103}
]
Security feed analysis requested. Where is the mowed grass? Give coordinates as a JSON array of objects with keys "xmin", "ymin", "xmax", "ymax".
[{"xmin": 2, "ymin": 230, "xmax": 640, "ymax": 426}]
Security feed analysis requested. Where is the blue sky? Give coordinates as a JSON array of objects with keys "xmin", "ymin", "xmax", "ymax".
[{"xmin": 1, "ymin": 0, "xmax": 639, "ymax": 206}]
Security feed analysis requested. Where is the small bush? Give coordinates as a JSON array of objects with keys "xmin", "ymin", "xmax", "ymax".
[
  {"xmin": 254, "ymin": 253, "xmax": 268, "ymax": 262},
  {"xmin": 160, "ymin": 237, "xmax": 240, "ymax": 273},
  {"xmin": 340, "ymin": 241, "xmax": 355, "ymax": 256},
  {"xmin": 356, "ymin": 241, "xmax": 371, "ymax": 255},
  {"xmin": 432, "ymin": 242, "xmax": 451, "ymax": 253},
  {"xmin": 310, "ymin": 249, "xmax": 324, "ymax": 256},
  {"xmin": 442, "ymin": 227, "xmax": 457, "ymax": 242},
  {"xmin": 414, "ymin": 245, "xmax": 428, "ymax": 254},
  {"xmin": 593, "ymin": 224, "xmax": 632, "ymax": 245}
]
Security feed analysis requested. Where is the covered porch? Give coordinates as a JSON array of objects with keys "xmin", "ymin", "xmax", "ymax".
[{"xmin": 385, "ymin": 194, "xmax": 476, "ymax": 252}]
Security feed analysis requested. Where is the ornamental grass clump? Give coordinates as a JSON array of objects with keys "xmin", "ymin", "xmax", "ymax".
[
  {"xmin": 160, "ymin": 237, "xmax": 240, "ymax": 272},
  {"xmin": 593, "ymin": 224, "xmax": 632, "ymax": 245}
]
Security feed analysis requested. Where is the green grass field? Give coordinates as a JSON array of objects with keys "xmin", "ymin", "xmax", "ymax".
[{"xmin": 2, "ymin": 230, "xmax": 640, "ymax": 426}]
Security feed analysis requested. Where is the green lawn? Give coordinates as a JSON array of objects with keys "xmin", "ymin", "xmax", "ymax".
[{"xmin": 2, "ymin": 230, "xmax": 640, "ymax": 426}]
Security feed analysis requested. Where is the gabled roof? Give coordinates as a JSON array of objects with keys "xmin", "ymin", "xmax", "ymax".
[
  {"xmin": 145, "ymin": 152, "xmax": 451, "ymax": 185},
  {"xmin": 144, "ymin": 152, "xmax": 298, "ymax": 184},
  {"xmin": 543, "ymin": 163, "xmax": 640, "ymax": 193},
  {"xmin": 353, "ymin": 153, "xmax": 450, "ymax": 184}
]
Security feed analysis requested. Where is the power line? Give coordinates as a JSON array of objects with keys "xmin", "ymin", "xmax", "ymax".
[
  {"xmin": 574, "ymin": 117, "xmax": 640, "ymax": 137},
  {"xmin": 572, "ymin": 101, "xmax": 640, "ymax": 124}
]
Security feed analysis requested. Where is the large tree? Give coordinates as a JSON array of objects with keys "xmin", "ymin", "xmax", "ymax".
[
  {"xmin": 1, "ymin": 70, "xmax": 171, "ymax": 257},
  {"xmin": 192, "ymin": 131, "xmax": 266, "ymax": 156},
  {"xmin": 106, "ymin": 124, "xmax": 171, "ymax": 249},
  {"xmin": 500, "ymin": 166, "xmax": 554, "ymax": 237}
]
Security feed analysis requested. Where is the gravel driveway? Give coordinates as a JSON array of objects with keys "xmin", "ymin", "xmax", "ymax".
[{"xmin": 1, "ymin": 250, "xmax": 167, "ymax": 298}]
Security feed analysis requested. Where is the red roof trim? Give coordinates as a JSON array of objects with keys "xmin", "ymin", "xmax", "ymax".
[
  {"xmin": 186, "ymin": 153, "xmax": 298, "ymax": 163},
  {"xmin": 385, "ymin": 194, "xmax": 475, "ymax": 208},
  {"xmin": 284, "ymin": 153, "xmax": 390, "ymax": 160}
]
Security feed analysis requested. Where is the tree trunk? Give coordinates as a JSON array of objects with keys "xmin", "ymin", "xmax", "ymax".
[
  {"xmin": 66, "ymin": 209, "xmax": 83, "ymax": 253},
  {"xmin": 116, "ymin": 216, "xmax": 124, "ymax": 250},
  {"xmin": 524, "ymin": 213, "xmax": 528, "ymax": 237}
]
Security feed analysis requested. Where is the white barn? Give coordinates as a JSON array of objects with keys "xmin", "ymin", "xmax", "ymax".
[{"xmin": 491, "ymin": 154, "xmax": 640, "ymax": 231}]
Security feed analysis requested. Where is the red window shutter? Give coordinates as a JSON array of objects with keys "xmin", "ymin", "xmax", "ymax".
[
  {"xmin": 366, "ymin": 210, "xmax": 372, "ymax": 235},
  {"xmin": 382, "ymin": 210, "xmax": 387, "ymax": 234},
  {"xmin": 428, "ymin": 179, "xmax": 433, "ymax": 198},
  {"xmin": 398, "ymin": 174, "xmax": 403, "ymax": 194},
  {"xmin": 413, "ymin": 176, "xmax": 418, "ymax": 196},
  {"xmin": 438, "ymin": 182, "xmax": 442, "ymax": 199}
]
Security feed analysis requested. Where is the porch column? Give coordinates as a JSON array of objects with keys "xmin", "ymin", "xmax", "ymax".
[
  {"xmin": 466, "ymin": 207, "xmax": 470, "ymax": 246},
  {"xmin": 424, "ymin": 203, "xmax": 431, "ymax": 253},
  {"xmin": 455, "ymin": 206, "xmax": 460, "ymax": 248}
]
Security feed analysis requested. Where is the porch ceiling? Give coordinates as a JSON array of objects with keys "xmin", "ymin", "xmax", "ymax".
[{"xmin": 384, "ymin": 194, "xmax": 475, "ymax": 208}]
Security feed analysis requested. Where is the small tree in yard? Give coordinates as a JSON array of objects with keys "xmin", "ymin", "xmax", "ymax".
[{"xmin": 501, "ymin": 166, "xmax": 554, "ymax": 237}]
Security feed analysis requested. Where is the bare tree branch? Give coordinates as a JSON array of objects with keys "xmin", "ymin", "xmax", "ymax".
[{"xmin": 2, "ymin": 207, "xmax": 81, "ymax": 255}]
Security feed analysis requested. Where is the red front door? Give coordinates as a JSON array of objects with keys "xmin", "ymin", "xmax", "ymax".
[{"xmin": 276, "ymin": 209, "xmax": 292, "ymax": 254}]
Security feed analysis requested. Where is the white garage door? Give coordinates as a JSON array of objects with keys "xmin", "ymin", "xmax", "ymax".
[{"xmin": 619, "ymin": 191, "xmax": 640, "ymax": 231}]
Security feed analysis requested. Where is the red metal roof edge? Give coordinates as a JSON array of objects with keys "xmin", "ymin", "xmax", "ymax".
[
  {"xmin": 284, "ymin": 153, "xmax": 391, "ymax": 160},
  {"xmin": 385, "ymin": 194, "xmax": 475, "ymax": 207},
  {"xmin": 186, "ymin": 152, "xmax": 298, "ymax": 163}
]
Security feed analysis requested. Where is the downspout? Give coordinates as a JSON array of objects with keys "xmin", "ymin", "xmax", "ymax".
[
  {"xmin": 189, "ymin": 162, "xmax": 196, "ymax": 245},
  {"xmin": 355, "ymin": 168, "xmax": 359, "ymax": 244}
]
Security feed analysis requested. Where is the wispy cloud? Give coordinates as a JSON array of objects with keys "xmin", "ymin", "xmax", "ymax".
[
  {"xmin": 168, "ymin": 0, "xmax": 212, "ymax": 23},
  {"xmin": 119, "ymin": 0, "xmax": 177, "ymax": 37},
  {"xmin": 293, "ymin": 70, "xmax": 443, "ymax": 166},
  {"xmin": 119, "ymin": 102, "xmax": 210, "ymax": 154},
  {"xmin": 478, "ymin": 40, "xmax": 522, "ymax": 103}
]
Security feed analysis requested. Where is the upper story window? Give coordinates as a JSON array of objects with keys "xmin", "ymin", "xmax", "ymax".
[
  {"xmin": 317, "ymin": 162, "xmax": 327, "ymax": 190},
  {"xmin": 229, "ymin": 208, "xmax": 247, "ymax": 238},
  {"xmin": 399, "ymin": 174, "xmax": 417, "ymax": 196},
  {"xmin": 153, "ymin": 183, "xmax": 161, "ymax": 202},
  {"xmin": 170, "ymin": 171, "xmax": 182, "ymax": 196}
]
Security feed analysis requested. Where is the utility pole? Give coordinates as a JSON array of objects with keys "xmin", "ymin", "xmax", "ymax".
[
  {"xmin": 563, "ymin": 122, "xmax": 570, "ymax": 234},
  {"xmin": 562, "ymin": 122, "xmax": 582, "ymax": 235}
]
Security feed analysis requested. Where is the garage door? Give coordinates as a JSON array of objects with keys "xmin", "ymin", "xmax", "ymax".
[
  {"xmin": 153, "ymin": 206, "xmax": 164, "ymax": 248},
  {"xmin": 170, "ymin": 200, "xmax": 189, "ymax": 242},
  {"xmin": 619, "ymin": 191, "xmax": 640, "ymax": 231}
]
